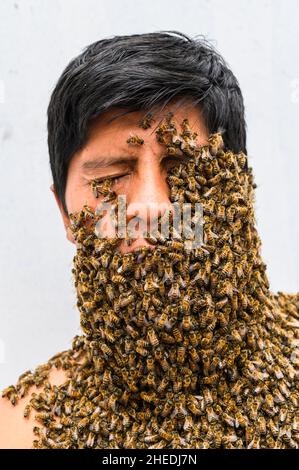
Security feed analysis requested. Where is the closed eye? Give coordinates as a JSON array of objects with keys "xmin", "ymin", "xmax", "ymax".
[{"xmin": 87, "ymin": 174, "xmax": 128, "ymax": 185}]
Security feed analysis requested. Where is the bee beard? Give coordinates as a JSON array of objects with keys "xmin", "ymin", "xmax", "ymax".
[
  {"xmin": 4, "ymin": 126, "xmax": 297, "ymax": 449},
  {"xmin": 70, "ymin": 138, "xmax": 280, "ymax": 408}
]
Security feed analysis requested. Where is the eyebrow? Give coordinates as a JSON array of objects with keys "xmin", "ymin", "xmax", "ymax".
[
  {"xmin": 80, "ymin": 151, "xmax": 189, "ymax": 171},
  {"xmin": 80, "ymin": 156, "xmax": 137, "ymax": 170}
]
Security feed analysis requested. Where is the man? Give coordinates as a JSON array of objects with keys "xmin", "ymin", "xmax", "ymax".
[{"xmin": 0, "ymin": 31, "xmax": 297, "ymax": 449}]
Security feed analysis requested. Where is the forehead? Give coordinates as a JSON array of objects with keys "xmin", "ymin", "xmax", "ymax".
[
  {"xmin": 68, "ymin": 101, "xmax": 209, "ymax": 172},
  {"xmin": 86, "ymin": 101, "xmax": 207, "ymax": 142}
]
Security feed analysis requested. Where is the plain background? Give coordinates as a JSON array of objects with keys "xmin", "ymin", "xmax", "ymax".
[{"xmin": 0, "ymin": 0, "xmax": 298, "ymax": 390}]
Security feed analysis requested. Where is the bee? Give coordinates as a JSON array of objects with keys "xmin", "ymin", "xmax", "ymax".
[
  {"xmin": 217, "ymin": 280, "xmax": 233, "ymax": 298},
  {"xmin": 203, "ymin": 388, "xmax": 213, "ymax": 406},
  {"xmin": 205, "ymin": 406, "xmax": 219, "ymax": 423},
  {"xmin": 273, "ymin": 388, "xmax": 285, "ymax": 404},
  {"xmin": 124, "ymin": 324, "xmax": 138, "ymax": 340},
  {"xmin": 35, "ymin": 412, "xmax": 53, "ymax": 424},
  {"xmin": 1, "ymin": 385, "xmax": 18, "ymax": 406},
  {"xmin": 173, "ymin": 327, "xmax": 183, "ymax": 343},
  {"xmin": 171, "ymin": 131, "xmax": 184, "ymax": 147},
  {"xmin": 82, "ymin": 204, "xmax": 95, "ymax": 220},
  {"xmin": 147, "ymin": 327, "xmax": 159, "ymax": 347},
  {"xmin": 279, "ymin": 406, "xmax": 288, "ymax": 423},
  {"xmin": 273, "ymin": 364, "xmax": 284, "ymax": 380},
  {"xmin": 222, "ymin": 412, "xmax": 235, "ymax": 427},
  {"xmin": 213, "ymin": 431, "xmax": 222, "ymax": 448},
  {"xmin": 98, "ymin": 252, "xmax": 111, "ymax": 269},
  {"xmin": 111, "ymin": 273, "xmax": 126, "ymax": 284},
  {"xmin": 264, "ymin": 393, "xmax": 275, "ymax": 413},
  {"xmin": 230, "ymin": 328, "xmax": 243, "ymax": 343},
  {"xmin": 90, "ymin": 177, "xmax": 114, "ymax": 199},
  {"xmin": 217, "ymin": 312, "xmax": 228, "ymax": 331},
  {"xmin": 247, "ymin": 435, "xmax": 260, "ymax": 449},
  {"xmin": 226, "ymin": 206, "xmax": 236, "ymax": 224},
  {"xmin": 144, "ymin": 278, "xmax": 158, "ymax": 294},
  {"xmin": 188, "ymin": 330, "xmax": 198, "ymax": 347},
  {"xmin": 187, "ymin": 175, "xmax": 198, "ymax": 192},
  {"xmin": 167, "ymin": 281, "xmax": 180, "ymax": 300},
  {"xmin": 165, "ymin": 144, "xmax": 182, "ymax": 157},
  {"xmin": 221, "ymin": 261, "xmax": 234, "ymax": 278},
  {"xmin": 77, "ymin": 417, "xmax": 89, "ymax": 432},
  {"xmin": 183, "ymin": 374, "xmax": 192, "ymax": 390},
  {"xmin": 159, "ymin": 356, "xmax": 170, "ymax": 372},
  {"xmin": 177, "ymin": 346, "xmax": 186, "ymax": 364},
  {"xmin": 179, "ymin": 118, "xmax": 192, "ymax": 138},
  {"xmin": 104, "ymin": 285, "xmax": 115, "ymax": 303},
  {"xmin": 100, "ymin": 343, "xmax": 113, "ymax": 357},
  {"xmin": 23, "ymin": 404, "xmax": 31, "ymax": 419},
  {"xmin": 201, "ymin": 331, "xmax": 213, "ymax": 349},
  {"xmin": 256, "ymin": 415, "xmax": 267, "ymax": 436},
  {"xmin": 237, "ymin": 151, "xmax": 247, "ymax": 169},
  {"xmin": 136, "ymin": 345, "xmax": 149, "ymax": 357},
  {"xmin": 106, "ymin": 309, "xmax": 120, "ymax": 327},
  {"xmin": 215, "ymin": 338, "xmax": 228, "ymax": 355},
  {"xmin": 281, "ymin": 424, "xmax": 292, "ymax": 449},
  {"xmin": 142, "ymin": 293, "xmax": 151, "ymax": 311},
  {"xmin": 231, "ymin": 379, "xmax": 244, "ymax": 398},
  {"xmin": 183, "ymin": 415, "xmax": 193, "ymax": 432},
  {"xmin": 161, "ymin": 400, "xmax": 173, "ymax": 418},
  {"xmin": 181, "ymin": 314, "xmax": 193, "ymax": 331},
  {"xmin": 126, "ymin": 134, "xmax": 144, "ymax": 145},
  {"xmin": 153, "ymin": 346, "xmax": 163, "ymax": 362},
  {"xmin": 189, "ymin": 346, "xmax": 200, "ymax": 363},
  {"xmin": 216, "ymin": 377, "xmax": 227, "ymax": 396},
  {"xmin": 157, "ymin": 376, "xmax": 169, "ymax": 393},
  {"xmin": 187, "ymin": 398, "xmax": 202, "ymax": 417},
  {"xmin": 139, "ymin": 112, "xmax": 155, "ymax": 129},
  {"xmin": 235, "ymin": 411, "xmax": 247, "ymax": 428},
  {"xmin": 268, "ymin": 418, "xmax": 279, "ymax": 437},
  {"xmin": 235, "ymin": 205, "xmax": 248, "ymax": 219},
  {"xmin": 277, "ymin": 382, "xmax": 290, "ymax": 402},
  {"xmin": 119, "ymin": 294, "xmax": 135, "ymax": 308},
  {"xmin": 208, "ymin": 132, "xmax": 224, "ymax": 156},
  {"xmin": 156, "ymin": 312, "xmax": 169, "ymax": 330},
  {"xmin": 151, "ymin": 295, "xmax": 163, "ymax": 309},
  {"xmin": 201, "ymin": 352, "xmax": 211, "ymax": 376},
  {"xmin": 146, "ymin": 371, "xmax": 156, "ymax": 389},
  {"xmin": 158, "ymin": 427, "xmax": 174, "ymax": 441},
  {"xmin": 173, "ymin": 376, "xmax": 183, "ymax": 393}
]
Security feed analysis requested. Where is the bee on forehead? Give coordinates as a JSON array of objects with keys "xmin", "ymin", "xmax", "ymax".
[
  {"xmin": 126, "ymin": 134, "xmax": 144, "ymax": 145},
  {"xmin": 139, "ymin": 112, "xmax": 155, "ymax": 130}
]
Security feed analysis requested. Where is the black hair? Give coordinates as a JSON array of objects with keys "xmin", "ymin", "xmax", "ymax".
[{"xmin": 47, "ymin": 30, "xmax": 247, "ymax": 215}]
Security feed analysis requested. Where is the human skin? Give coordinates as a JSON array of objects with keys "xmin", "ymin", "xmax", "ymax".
[{"xmin": 0, "ymin": 101, "xmax": 208, "ymax": 448}]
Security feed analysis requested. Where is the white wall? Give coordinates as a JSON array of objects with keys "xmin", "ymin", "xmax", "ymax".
[{"xmin": 0, "ymin": 0, "xmax": 298, "ymax": 390}]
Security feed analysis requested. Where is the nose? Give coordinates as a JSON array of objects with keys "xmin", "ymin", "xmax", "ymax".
[{"xmin": 120, "ymin": 154, "xmax": 174, "ymax": 253}]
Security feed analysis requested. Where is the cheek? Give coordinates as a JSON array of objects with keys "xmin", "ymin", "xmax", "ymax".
[{"xmin": 65, "ymin": 178, "xmax": 97, "ymax": 214}]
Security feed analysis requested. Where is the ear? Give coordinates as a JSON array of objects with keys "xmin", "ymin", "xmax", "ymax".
[{"xmin": 50, "ymin": 184, "xmax": 75, "ymax": 245}]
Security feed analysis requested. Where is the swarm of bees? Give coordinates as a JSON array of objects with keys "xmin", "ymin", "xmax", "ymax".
[{"xmin": 2, "ymin": 112, "xmax": 299, "ymax": 449}]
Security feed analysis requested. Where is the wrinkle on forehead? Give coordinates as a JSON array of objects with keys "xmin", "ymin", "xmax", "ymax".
[{"xmin": 87, "ymin": 96, "xmax": 208, "ymax": 138}]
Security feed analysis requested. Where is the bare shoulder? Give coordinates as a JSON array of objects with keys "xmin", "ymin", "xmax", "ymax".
[{"xmin": 0, "ymin": 367, "xmax": 68, "ymax": 449}]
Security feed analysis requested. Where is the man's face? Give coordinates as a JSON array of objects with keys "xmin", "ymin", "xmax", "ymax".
[{"xmin": 52, "ymin": 102, "xmax": 208, "ymax": 253}]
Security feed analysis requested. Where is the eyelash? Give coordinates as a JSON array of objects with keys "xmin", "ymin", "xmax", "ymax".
[
  {"xmin": 88, "ymin": 174, "xmax": 125, "ymax": 186},
  {"xmin": 87, "ymin": 158, "xmax": 185, "ymax": 186}
]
